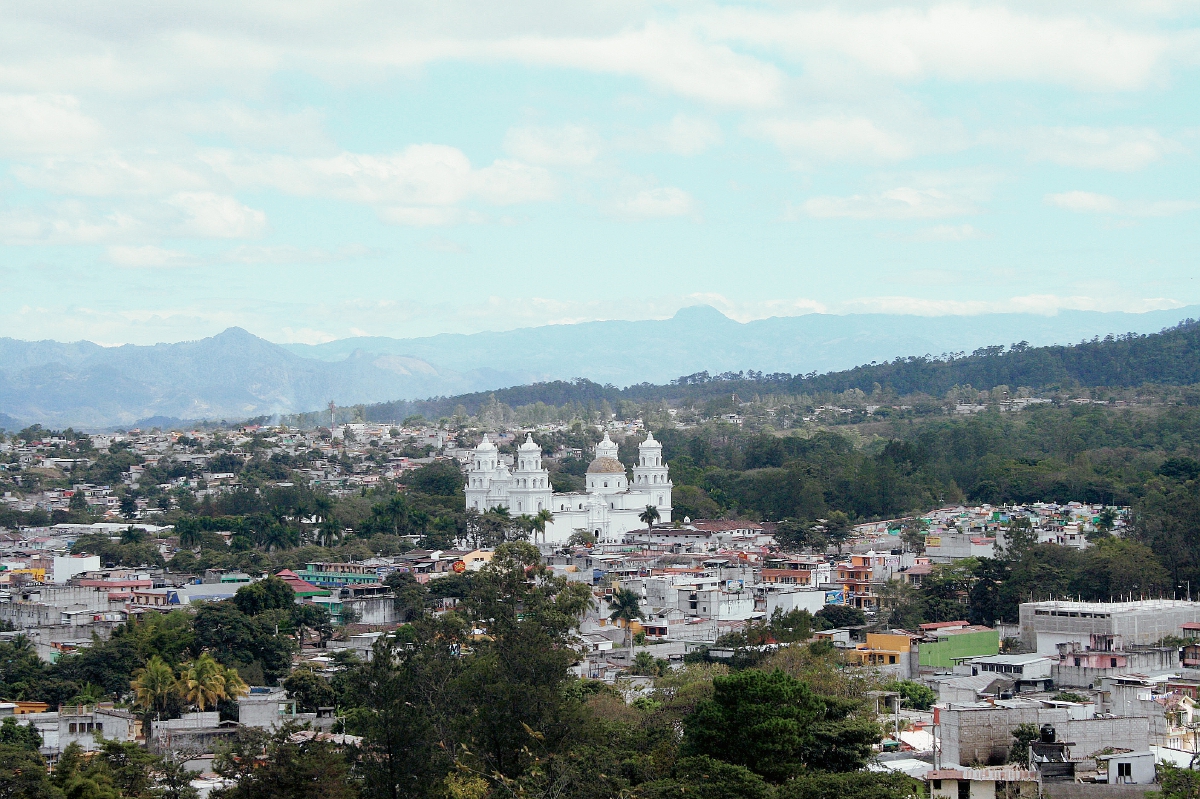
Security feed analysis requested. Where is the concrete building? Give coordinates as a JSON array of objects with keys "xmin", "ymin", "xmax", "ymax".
[
  {"xmin": 937, "ymin": 700, "xmax": 1150, "ymax": 767},
  {"xmin": 927, "ymin": 766, "xmax": 1039, "ymax": 799},
  {"xmin": 1052, "ymin": 643, "xmax": 1179, "ymax": 689},
  {"xmin": 1019, "ymin": 599, "xmax": 1200, "ymax": 655},
  {"xmin": 1097, "ymin": 751, "xmax": 1156, "ymax": 786},
  {"xmin": 918, "ymin": 623, "xmax": 1000, "ymax": 669},
  {"xmin": 238, "ymin": 686, "xmax": 309, "ymax": 731}
]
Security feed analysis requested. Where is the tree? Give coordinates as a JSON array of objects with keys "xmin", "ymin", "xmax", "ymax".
[
  {"xmin": 181, "ymin": 653, "xmax": 234, "ymax": 712},
  {"xmin": 814, "ymin": 604, "xmax": 865, "ymax": 629},
  {"xmin": 0, "ymin": 742, "xmax": 62, "ymax": 799},
  {"xmin": 639, "ymin": 505, "xmax": 661, "ymax": 531},
  {"xmin": 566, "ymin": 529, "xmax": 595, "ymax": 548},
  {"xmin": 822, "ymin": 511, "xmax": 851, "ymax": 554},
  {"xmin": 283, "ymin": 668, "xmax": 335, "ymax": 713},
  {"xmin": 532, "ymin": 508, "xmax": 554, "ymax": 545},
  {"xmin": 636, "ymin": 756, "xmax": 772, "ymax": 799},
  {"xmin": 131, "ymin": 655, "xmax": 178, "ymax": 733},
  {"xmin": 609, "ymin": 588, "xmax": 643, "ymax": 650},
  {"xmin": 1000, "ymin": 517, "xmax": 1038, "ymax": 559},
  {"xmin": 631, "ymin": 651, "xmax": 667, "ymax": 677},
  {"xmin": 213, "ymin": 723, "xmax": 359, "ymax": 799},
  {"xmin": 1007, "ymin": 722, "xmax": 1040, "ymax": 767},
  {"xmin": 776, "ymin": 771, "xmax": 922, "ymax": 799},
  {"xmin": 1157, "ymin": 763, "xmax": 1200, "ymax": 799},
  {"xmin": 682, "ymin": 669, "xmax": 827, "ymax": 782},
  {"xmin": 384, "ymin": 572, "xmax": 427, "ymax": 623},
  {"xmin": 0, "ymin": 717, "xmax": 41, "ymax": 753},
  {"xmin": 233, "ymin": 576, "xmax": 296, "ymax": 617},
  {"xmin": 883, "ymin": 680, "xmax": 936, "ymax": 711},
  {"xmin": 775, "ymin": 519, "xmax": 823, "ymax": 552}
]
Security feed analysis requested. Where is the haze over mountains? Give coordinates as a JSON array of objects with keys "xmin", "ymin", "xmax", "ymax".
[{"xmin": 2, "ymin": 305, "xmax": 1197, "ymax": 429}]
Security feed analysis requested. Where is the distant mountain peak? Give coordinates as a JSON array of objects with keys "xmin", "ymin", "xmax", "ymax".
[{"xmin": 671, "ymin": 305, "xmax": 735, "ymax": 323}]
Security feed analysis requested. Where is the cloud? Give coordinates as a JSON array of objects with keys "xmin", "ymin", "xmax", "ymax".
[
  {"xmin": 167, "ymin": 192, "xmax": 266, "ymax": 239},
  {"xmin": 0, "ymin": 203, "xmax": 142, "ymax": 245},
  {"xmin": 1045, "ymin": 191, "xmax": 1199, "ymax": 216},
  {"xmin": 879, "ymin": 224, "xmax": 989, "ymax": 242},
  {"xmin": 380, "ymin": 206, "xmax": 466, "ymax": 227},
  {"xmin": 1002, "ymin": 127, "xmax": 1185, "ymax": 171},
  {"xmin": 752, "ymin": 116, "xmax": 913, "ymax": 162},
  {"xmin": 613, "ymin": 187, "xmax": 695, "ymax": 218},
  {"xmin": 495, "ymin": 23, "xmax": 784, "ymax": 107},
  {"xmin": 504, "ymin": 124, "xmax": 599, "ymax": 166},
  {"xmin": 0, "ymin": 94, "xmax": 104, "ymax": 155},
  {"xmin": 13, "ymin": 152, "xmax": 211, "ymax": 197},
  {"xmin": 799, "ymin": 187, "xmax": 977, "ymax": 220},
  {"xmin": 222, "ymin": 244, "xmax": 375, "ymax": 264},
  {"xmin": 649, "ymin": 115, "xmax": 723, "ymax": 156},
  {"xmin": 106, "ymin": 244, "xmax": 194, "ymax": 268},
  {"xmin": 205, "ymin": 146, "xmax": 555, "ymax": 210},
  {"xmin": 840, "ymin": 294, "xmax": 1185, "ymax": 316},
  {"xmin": 700, "ymin": 5, "xmax": 1172, "ymax": 91}
]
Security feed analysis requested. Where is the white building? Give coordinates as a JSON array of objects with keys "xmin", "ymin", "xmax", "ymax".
[{"xmin": 465, "ymin": 432, "xmax": 672, "ymax": 543}]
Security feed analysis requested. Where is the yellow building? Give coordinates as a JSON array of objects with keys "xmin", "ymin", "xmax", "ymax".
[{"xmin": 850, "ymin": 632, "xmax": 917, "ymax": 669}]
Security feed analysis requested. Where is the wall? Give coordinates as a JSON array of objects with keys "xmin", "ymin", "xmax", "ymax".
[
  {"xmin": 1060, "ymin": 717, "xmax": 1151, "ymax": 763},
  {"xmin": 940, "ymin": 705, "xmax": 1150, "ymax": 768},
  {"xmin": 941, "ymin": 705, "xmax": 1065, "ymax": 766},
  {"xmin": 1053, "ymin": 648, "xmax": 1179, "ymax": 688},
  {"xmin": 920, "ymin": 630, "xmax": 1000, "ymax": 669},
  {"xmin": 344, "ymin": 596, "xmax": 399, "ymax": 626}
]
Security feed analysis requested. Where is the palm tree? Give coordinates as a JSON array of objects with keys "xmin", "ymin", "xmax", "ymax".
[
  {"xmin": 131, "ymin": 656, "xmax": 177, "ymax": 717},
  {"xmin": 180, "ymin": 653, "xmax": 228, "ymax": 712},
  {"xmin": 608, "ymin": 588, "xmax": 644, "ymax": 651},
  {"xmin": 222, "ymin": 665, "xmax": 249, "ymax": 701},
  {"xmin": 638, "ymin": 505, "xmax": 660, "ymax": 531},
  {"xmin": 533, "ymin": 508, "xmax": 554, "ymax": 545},
  {"xmin": 515, "ymin": 514, "xmax": 536, "ymax": 542}
]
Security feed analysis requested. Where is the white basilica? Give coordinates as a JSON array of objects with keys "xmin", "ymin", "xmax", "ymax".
[{"xmin": 464, "ymin": 431, "xmax": 673, "ymax": 544}]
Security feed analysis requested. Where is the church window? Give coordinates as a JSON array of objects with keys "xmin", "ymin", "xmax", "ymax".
[{"xmin": 603, "ymin": 481, "xmax": 608, "ymax": 488}]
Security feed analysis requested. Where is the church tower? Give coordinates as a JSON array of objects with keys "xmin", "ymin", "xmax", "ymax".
[
  {"xmin": 508, "ymin": 433, "xmax": 553, "ymax": 515},
  {"xmin": 465, "ymin": 434, "xmax": 501, "ymax": 512},
  {"xmin": 632, "ymin": 431, "xmax": 672, "ymax": 515}
]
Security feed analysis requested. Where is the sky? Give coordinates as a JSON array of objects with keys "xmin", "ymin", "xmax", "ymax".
[{"xmin": 1, "ymin": 1, "xmax": 1198, "ymax": 346}]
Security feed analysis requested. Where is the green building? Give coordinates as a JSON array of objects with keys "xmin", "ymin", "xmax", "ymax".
[
  {"xmin": 918, "ymin": 626, "xmax": 1000, "ymax": 669},
  {"xmin": 297, "ymin": 562, "xmax": 381, "ymax": 587}
]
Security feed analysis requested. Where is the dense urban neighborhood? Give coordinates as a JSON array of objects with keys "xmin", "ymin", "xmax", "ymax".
[{"xmin": 1, "ymin": 377, "xmax": 1200, "ymax": 799}]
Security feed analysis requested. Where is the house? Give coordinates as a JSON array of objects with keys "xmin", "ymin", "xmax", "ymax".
[
  {"xmin": 926, "ymin": 767, "xmax": 1039, "ymax": 799},
  {"xmin": 917, "ymin": 622, "xmax": 1000, "ymax": 670},
  {"xmin": 1097, "ymin": 751, "xmax": 1156, "ymax": 785},
  {"xmin": 964, "ymin": 654, "xmax": 1054, "ymax": 693}
]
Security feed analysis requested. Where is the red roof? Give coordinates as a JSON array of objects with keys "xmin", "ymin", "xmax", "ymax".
[{"xmin": 920, "ymin": 620, "xmax": 969, "ymax": 630}]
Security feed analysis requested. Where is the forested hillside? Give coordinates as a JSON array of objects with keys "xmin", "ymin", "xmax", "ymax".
[{"xmin": 304, "ymin": 319, "xmax": 1200, "ymax": 425}]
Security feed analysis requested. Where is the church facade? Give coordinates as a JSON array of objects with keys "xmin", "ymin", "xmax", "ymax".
[{"xmin": 464, "ymin": 431, "xmax": 672, "ymax": 544}]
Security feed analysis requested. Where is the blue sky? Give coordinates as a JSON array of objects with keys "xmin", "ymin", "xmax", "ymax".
[{"xmin": 1, "ymin": 1, "xmax": 1198, "ymax": 345}]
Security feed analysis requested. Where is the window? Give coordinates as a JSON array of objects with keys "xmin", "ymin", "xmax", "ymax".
[
  {"xmin": 1117, "ymin": 762, "xmax": 1132, "ymax": 781},
  {"xmin": 1111, "ymin": 658, "xmax": 1118, "ymax": 667},
  {"xmin": 932, "ymin": 781, "xmax": 942, "ymax": 790},
  {"xmin": 889, "ymin": 655, "xmax": 896, "ymax": 664},
  {"xmin": 69, "ymin": 723, "xmax": 77, "ymax": 733}
]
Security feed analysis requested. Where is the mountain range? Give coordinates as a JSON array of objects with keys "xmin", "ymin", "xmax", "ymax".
[{"xmin": 2, "ymin": 305, "xmax": 1197, "ymax": 429}]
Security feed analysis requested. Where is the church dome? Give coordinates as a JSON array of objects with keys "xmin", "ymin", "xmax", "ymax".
[
  {"xmin": 587, "ymin": 457, "xmax": 626, "ymax": 474},
  {"xmin": 519, "ymin": 433, "xmax": 540, "ymax": 451},
  {"xmin": 476, "ymin": 434, "xmax": 497, "ymax": 451}
]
